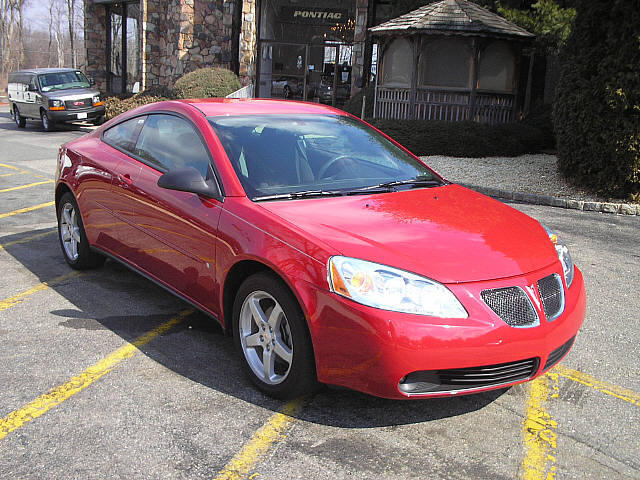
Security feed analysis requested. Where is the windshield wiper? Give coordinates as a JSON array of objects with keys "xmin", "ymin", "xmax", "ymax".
[
  {"xmin": 346, "ymin": 178, "xmax": 446, "ymax": 194},
  {"xmin": 253, "ymin": 189, "xmax": 344, "ymax": 202}
]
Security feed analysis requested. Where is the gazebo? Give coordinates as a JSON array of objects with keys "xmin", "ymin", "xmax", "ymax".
[{"xmin": 370, "ymin": 0, "xmax": 535, "ymax": 124}]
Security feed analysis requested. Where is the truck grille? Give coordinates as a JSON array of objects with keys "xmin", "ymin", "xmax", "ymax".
[
  {"xmin": 399, "ymin": 357, "xmax": 539, "ymax": 394},
  {"xmin": 543, "ymin": 336, "xmax": 575, "ymax": 370},
  {"xmin": 65, "ymin": 98, "xmax": 92, "ymax": 110},
  {"xmin": 538, "ymin": 274, "xmax": 564, "ymax": 321},
  {"xmin": 481, "ymin": 287, "xmax": 538, "ymax": 327}
]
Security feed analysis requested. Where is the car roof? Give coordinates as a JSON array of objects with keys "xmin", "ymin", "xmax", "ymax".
[
  {"xmin": 11, "ymin": 68, "xmax": 81, "ymax": 75},
  {"xmin": 181, "ymin": 98, "xmax": 350, "ymax": 117}
]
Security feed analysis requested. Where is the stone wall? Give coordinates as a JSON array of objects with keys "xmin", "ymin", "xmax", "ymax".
[
  {"xmin": 239, "ymin": 0, "xmax": 257, "ymax": 86},
  {"xmin": 145, "ymin": 0, "xmax": 236, "ymax": 88}
]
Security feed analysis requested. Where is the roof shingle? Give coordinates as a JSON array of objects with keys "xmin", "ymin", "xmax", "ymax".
[{"xmin": 369, "ymin": 0, "xmax": 534, "ymax": 39}]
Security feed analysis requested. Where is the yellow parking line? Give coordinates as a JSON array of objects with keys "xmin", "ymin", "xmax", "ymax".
[
  {"xmin": 214, "ymin": 397, "xmax": 307, "ymax": 480},
  {"xmin": 0, "ymin": 163, "xmax": 19, "ymax": 171},
  {"xmin": 0, "ymin": 229, "xmax": 56, "ymax": 251},
  {"xmin": 0, "ymin": 201, "xmax": 55, "ymax": 219},
  {"xmin": 0, "ymin": 271, "xmax": 81, "ymax": 313},
  {"xmin": 0, "ymin": 170, "xmax": 29, "ymax": 178},
  {"xmin": 520, "ymin": 374, "xmax": 558, "ymax": 480},
  {"xmin": 0, "ymin": 180, "xmax": 54, "ymax": 193},
  {"xmin": 0, "ymin": 309, "xmax": 193, "ymax": 441},
  {"xmin": 552, "ymin": 364, "xmax": 640, "ymax": 407}
]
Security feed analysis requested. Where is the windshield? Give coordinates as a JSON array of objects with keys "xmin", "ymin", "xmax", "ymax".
[
  {"xmin": 209, "ymin": 114, "xmax": 443, "ymax": 200},
  {"xmin": 38, "ymin": 71, "xmax": 90, "ymax": 92}
]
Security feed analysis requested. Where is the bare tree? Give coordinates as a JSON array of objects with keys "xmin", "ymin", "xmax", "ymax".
[{"xmin": 65, "ymin": 0, "xmax": 75, "ymax": 68}]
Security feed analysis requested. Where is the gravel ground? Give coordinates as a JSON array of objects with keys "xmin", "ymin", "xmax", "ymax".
[{"xmin": 422, "ymin": 154, "xmax": 631, "ymax": 204}]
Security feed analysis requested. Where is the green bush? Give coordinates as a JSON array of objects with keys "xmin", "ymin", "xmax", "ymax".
[
  {"xmin": 366, "ymin": 119, "xmax": 546, "ymax": 157},
  {"xmin": 173, "ymin": 67, "xmax": 242, "ymax": 99},
  {"xmin": 553, "ymin": 0, "xmax": 640, "ymax": 198}
]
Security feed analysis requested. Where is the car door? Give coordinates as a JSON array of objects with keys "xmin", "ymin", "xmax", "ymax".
[
  {"xmin": 95, "ymin": 115, "xmax": 146, "ymax": 256},
  {"xmin": 23, "ymin": 75, "xmax": 38, "ymax": 118},
  {"xmin": 126, "ymin": 113, "xmax": 223, "ymax": 315}
]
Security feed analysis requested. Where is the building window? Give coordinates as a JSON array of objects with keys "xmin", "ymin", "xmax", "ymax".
[
  {"xmin": 381, "ymin": 38, "xmax": 413, "ymax": 86},
  {"xmin": 478, "ymin": 41, "xmax": 515, "ymax": 92},
  {"xmin": 107, "ymin": 1, "xmax": 140, "ymax": 94},
  {"xmin": 420, "ymin": 38, "xmax": 472, "ymax": 89}
]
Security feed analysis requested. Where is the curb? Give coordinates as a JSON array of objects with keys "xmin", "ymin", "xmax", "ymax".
[{"xmin": 459, "ymin": 183, "xmax": 639, "ymax": 216}]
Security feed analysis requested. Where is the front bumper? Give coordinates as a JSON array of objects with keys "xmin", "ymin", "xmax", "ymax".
[
  {"xmin": 304, "ymin": 263, "xmax": 586, "ymax": 399},
  {"xmin": 48, "ymin": 105, "xmax": 105, "ymax": 123}
]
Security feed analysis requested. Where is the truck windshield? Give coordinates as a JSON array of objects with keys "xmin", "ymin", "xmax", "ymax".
[{"xmin": 39, "ymin": 71, "xmax": 90, "ymax": 92}]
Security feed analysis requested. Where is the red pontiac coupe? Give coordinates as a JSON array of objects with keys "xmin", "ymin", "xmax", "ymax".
[{"xmin": 54, "ymin": 99, "xmax": 586, "ymax": 400}]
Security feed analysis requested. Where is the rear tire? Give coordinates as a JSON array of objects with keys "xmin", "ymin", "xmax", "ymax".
[
  {"xmin": 14, "ymin": 107, "xmax": 26, "ymax": 128},
  {"xmin": 233, "ymin": 272, "xmax": 317, "ymax": 399},
  {"xmin": 57, "ymin": 192, "xmax": 105, "ymax": 270},
  {"xmin": 41, "ymin": 110, "xmax": 55, "ymax": 131}
]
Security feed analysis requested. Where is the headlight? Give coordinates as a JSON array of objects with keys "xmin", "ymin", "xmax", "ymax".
[
  {"xmin": 328, "ymin": 256, "xmax": 468, "ymax": 318},
  {"xmin": 92, "ymin": 95, "xmax": 103, "ymax": 106},
  {"xmin": 50, "ymin": 99, "xmax": 65, "ymax": 110},
  {"xmin": 543, "ymin": 225, "xmax": 574, "ymax": 287}
]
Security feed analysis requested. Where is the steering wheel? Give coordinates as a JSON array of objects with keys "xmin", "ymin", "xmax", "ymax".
[{"xmin": 317, "ymin": 154, "xmax": 360, "ymax": 179}]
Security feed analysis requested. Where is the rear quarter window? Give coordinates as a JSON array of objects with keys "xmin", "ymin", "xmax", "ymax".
[{"xmin": 102, "ymin": 117, "xmax": 146, "ymax": 153}]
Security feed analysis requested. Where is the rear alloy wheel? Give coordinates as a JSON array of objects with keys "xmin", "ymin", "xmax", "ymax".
[
  {"xmin": 14, "ymin": 107, "xmax": 26, "ymax": 128},
  {"xmin": 233, "ymin": 272, "xmax": 317, "ymax": 399},
  {"xmin": 41, "ymin": 110, "xmax": 55, "ymax": 131},
  {"xmin": 57, "ymin": 192, "xmax": 105, "ymax": 269}
]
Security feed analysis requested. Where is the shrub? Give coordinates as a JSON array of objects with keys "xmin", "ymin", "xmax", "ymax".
[
  {"xmin": 341, "ymin": 84, "xmax": 375, "ymax": 118},
  {"xmin": 553, "ymin": 0, "xmax": 640, "ymax": 197},
  {"xmin": 104, "ymin": 92, "xmax": 171, "ymax": 120},
  {"xmin": 366, "ymin": 119, "xmax": 546, "ymax": 158},
  {"xmin": 173, "ymin": 67, "xmax": 242, "ymax": 99}
]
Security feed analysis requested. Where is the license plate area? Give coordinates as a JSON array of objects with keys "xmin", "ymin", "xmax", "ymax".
[{"xmin": 77, "ymin": 112, "xmax": 88, "ymax": 119}]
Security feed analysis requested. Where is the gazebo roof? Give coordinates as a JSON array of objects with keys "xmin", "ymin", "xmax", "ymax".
[{"xmin": 369, "ymin": 0, "xmax": 534, "ymax": 39}]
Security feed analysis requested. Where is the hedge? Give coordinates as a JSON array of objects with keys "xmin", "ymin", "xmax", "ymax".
[
  {"xmin": 366, "ymin": 119, "xmax": 546, "ymax": 158},
  {"xmin": 553, "ymin": 0, "xmax": 640, "ymax": 198}
]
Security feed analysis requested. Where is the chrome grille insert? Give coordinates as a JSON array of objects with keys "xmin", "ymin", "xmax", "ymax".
[
  {"xmin": 65, "ymin": 98, "xmax": 92, "ymax": 110},
  {"xmin": 481, "ymin": 287, "xmax": 538, "ymax": 327},
  {"xmin": 538, "ymin": 274, "xmax": 565, "ymax": 321}
]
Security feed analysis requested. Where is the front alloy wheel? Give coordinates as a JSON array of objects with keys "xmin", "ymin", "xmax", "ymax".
[
  {"xmin": 57, "ymin": 192, "xmax": 105, "ymax": 269},
  {"xmin": 233, "ymin": 272, "xmax": 317, "ymax": 399},
  {"xmin": 41, "ymin": 111, "xmax": 54, "ymax": 131}
]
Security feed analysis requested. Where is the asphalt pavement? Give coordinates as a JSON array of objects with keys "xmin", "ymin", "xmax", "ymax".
[{"xmin": 0, "ymin": 106, "xmax": 638, "ymax": 479}]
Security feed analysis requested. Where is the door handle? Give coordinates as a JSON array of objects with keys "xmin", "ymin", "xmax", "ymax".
[{"xmin": 118, "ymin": 173, "xmax": 133, "ymax": 187}]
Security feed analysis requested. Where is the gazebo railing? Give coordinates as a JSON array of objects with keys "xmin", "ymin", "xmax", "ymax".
[{"xmin": 375, "ymin": 86, "xmax": 515, "ymax": 124}]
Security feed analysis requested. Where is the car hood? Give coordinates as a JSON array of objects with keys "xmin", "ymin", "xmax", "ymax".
[{"xmin": 259, "ymin": 184, "xmax": 557, "ymax": 283}]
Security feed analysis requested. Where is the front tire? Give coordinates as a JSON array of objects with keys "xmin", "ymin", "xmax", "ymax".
[
  {"xmin": 41, "ymin": 110, "xmax": 55, "ymax": 131},
  {"xmin": 14, "ymin": 107, "xmax": 26, "ymax": 128},
  {"xmin": 233, "ymin": 272, "xmax": 317, "ymax": 399},
  {"xmin": 57, "ymin": 192, "xmax": 105, "ymax": 270}
]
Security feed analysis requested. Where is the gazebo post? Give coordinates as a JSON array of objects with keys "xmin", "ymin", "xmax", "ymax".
[
  {"xmin": 409, "ymin": 36, "xmax": 420, "ymax": 120},
  {"xmin": 469, "ymin": 38, "xmax": 480, "ymax": 121}
]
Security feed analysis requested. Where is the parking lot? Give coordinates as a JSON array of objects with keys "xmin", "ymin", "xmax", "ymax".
[{"xmin": 0, "ymin": 107, "xmax": 638, "ymax": 479}]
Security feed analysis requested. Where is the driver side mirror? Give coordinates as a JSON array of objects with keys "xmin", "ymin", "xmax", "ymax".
[
  {"xmin": 157, "ymin": 167, "xmax": 221, "ymax": 200},
  {"xmin": 28, "ymin": 84, "xmax": 37, "ymax": 92}
]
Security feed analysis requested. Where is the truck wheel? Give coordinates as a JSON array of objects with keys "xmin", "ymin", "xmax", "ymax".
[
  {"xmin": 41, "ymin": 111, "xmax": 55, "ymax": 132},
  {"xmin": 14, "ymin": 107, "xmax": 26, "ymax": 128}
]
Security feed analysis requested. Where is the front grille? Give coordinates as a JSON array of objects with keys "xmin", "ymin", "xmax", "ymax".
[
  {"xmin": 543, "ymin": 336, "xmax": 575, "ymax": 370},
  {"xmin": 481, "ymin": 287, "xmax": 538, "ymax": 327},
  {"xmin": 399, "ymin": 358, "xmax": 539, "ymax": 394},
  {"xmin": 538, "ymin": 274, "xmax": 564, "ymax": 321},
  {"xmin": 65, "ymin": 98, "xmax": 92, "ymax": 110}
]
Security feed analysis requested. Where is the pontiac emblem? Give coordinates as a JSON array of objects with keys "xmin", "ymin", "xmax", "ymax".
[{"xmin": 524, "ymin": 284, "xmax": 542, "ymax": 310}]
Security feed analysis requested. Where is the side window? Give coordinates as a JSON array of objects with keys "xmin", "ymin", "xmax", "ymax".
[
  {"xmin": 135, "ymin": 114, "xmax": 211, "ymax": 177},
  {"xmin": 103, "ymin": 117, "xmax": 145, "ymax": 153}
]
